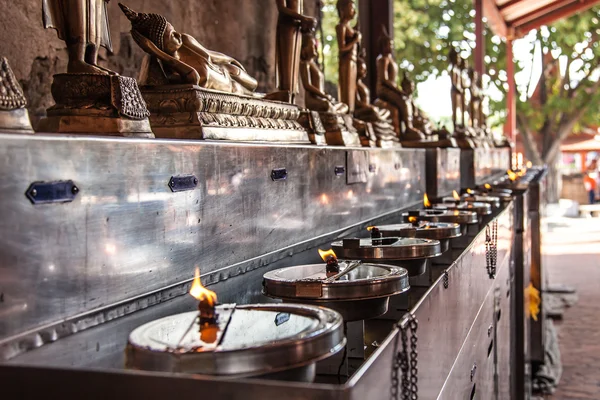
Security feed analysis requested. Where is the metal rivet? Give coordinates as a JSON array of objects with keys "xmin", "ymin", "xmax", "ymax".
[
  {"xmin": 31, "ymin": 189, "xmax": 37, "ymax": 197},
  {"xmin": 71, "ymin": 186, "xmax": 79, "ymax": 195}
]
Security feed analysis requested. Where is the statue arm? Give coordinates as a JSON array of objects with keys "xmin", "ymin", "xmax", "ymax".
[
  {"xmin": 181, "ymin": 34, "xmax": 246, "ymax": 71},
  {"xmin": 131, "ymin": 30, "xmax": 200, "ymax": 84},
  {"xmin": 275, "ymin": 0, "xmax": 316, "ymax": 25},
  {"xmin": 336, "ymin": 25, "xmax": 361, "ymax": 54}
]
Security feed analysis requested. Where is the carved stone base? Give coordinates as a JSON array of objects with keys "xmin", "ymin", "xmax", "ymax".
[
  {"xmin": 318, "ymin": 112, "xmax": 361, "ymax": 147},
  {"xmin": 141, "ymin": 85, "xmax": 310, "ymax": 143},
  {"xmin": 39, "ymin": 74, "xmax": 153, "ymax": 137},
  {"xmin": 0, "ymin": 109, "xmax": 33, "ymax": 134},
  {"xmin": 298, "ymin": 111, "xmax": 327, "ymax": 145},
  {"xmin": 373, "ymin": 99, "xmax": 401, "ymax": 136},
  {"xmin": 353, "ymin": 119, "xmax": 376, "ymax": 147}
]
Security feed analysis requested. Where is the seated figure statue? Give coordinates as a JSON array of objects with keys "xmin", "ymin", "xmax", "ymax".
[
  {"xmin": 300, "ymin": 32, "xmax": 348, "ymax": 114},
  {"xmin": 400, "ymin": 74, "xmax": 435, "ymax": 137},
  {"xmin": 374, "ymin": 33, "xmax": 425, "ymax": 142},
  {"xmin": 119, "ymin": 3, "xmax": 257, "ymax": 95}
]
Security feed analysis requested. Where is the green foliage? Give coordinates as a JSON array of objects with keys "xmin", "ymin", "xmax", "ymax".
[{"xmin": 316, "ymin": 0, "xmax": 600, "ymax": 147}]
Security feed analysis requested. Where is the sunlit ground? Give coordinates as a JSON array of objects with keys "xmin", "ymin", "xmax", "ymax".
[{"xmin": 543, "ymin": 213, "xmax": 600, "ymax": 399}]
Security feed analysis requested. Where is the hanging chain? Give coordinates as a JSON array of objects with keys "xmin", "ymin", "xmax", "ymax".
[
  {"xmin": 391, "ymin": 314, "xmax": 419, "ymax": 400},
  {"xmin": 485, "ymin": 221, "xmax": 498, "ymax": 279},
  {"xmin": 443, "ymin": 270, "xmax": 449, "ymax": 289}
]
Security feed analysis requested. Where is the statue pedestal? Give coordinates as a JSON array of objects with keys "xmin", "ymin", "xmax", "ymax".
[
  {"xmin": 0, "ymin": 109, "xmax": 33, "ymax": 134},
  {"xmin": 38, "ymin": 74, "xmax": 153, "ymax": 137},
  {"xmin": 0, "ymin": 57, "xmax": 33, "ymax": 134},
  {"xmin": 141, "ymin": 85, "xmax": 310, "ymax": 143},
  {"xmin": 353, "ymin": 119, "xmax": 376, "ymax": 148},
  {"xmin": 298, "ymin": 111, "xmax": 327, "ymax": 145},
  {"xmin": 317, "ymin": 112, "xmax": 361, "ymax": 147}
]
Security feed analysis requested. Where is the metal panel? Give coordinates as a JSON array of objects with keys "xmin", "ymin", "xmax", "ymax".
[
  {"xmin": 0, "ymin": 135, "xmax": 425, "ymax": 359},
  {"xmin": 425, "ymin": 148, "xmax": 461, "ymax": 198}
]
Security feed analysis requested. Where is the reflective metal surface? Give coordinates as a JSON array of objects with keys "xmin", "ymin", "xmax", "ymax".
[
  {"xmin": 475, "ymin": 148, "xmax": 512, "ymax": 185},
  {"xmin": 425, "ymin": 148, "xmax": 461, "ymax": 198},
  {"xmin": 126, "ymin": 303, "xmax": 345, "ymax": 378},
  {"xmin": 462, "ymin": 194, "xmax": 501, "ymax": 208},
  {"xmin": 0, "ymin": 134, "xmax": 425, "ymax": 359}
]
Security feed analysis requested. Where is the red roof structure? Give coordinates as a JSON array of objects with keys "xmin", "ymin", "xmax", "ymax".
[{"xmin": 483, "ymin": 0, "xmax": 600, "ymax": 39}]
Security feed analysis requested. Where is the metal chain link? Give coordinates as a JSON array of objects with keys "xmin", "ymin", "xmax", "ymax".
[
  {"xmin": 391, "ymin": 314, "xmax": 419, "ymax": 400},
  {"xmin": 485, "ymin": 221, "xmax": 499, "ymax": 278}
]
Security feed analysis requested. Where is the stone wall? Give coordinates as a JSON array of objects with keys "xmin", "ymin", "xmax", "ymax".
[{"xmin": 0, "ymin": 0, "xmax": 317, "ymax": 128}]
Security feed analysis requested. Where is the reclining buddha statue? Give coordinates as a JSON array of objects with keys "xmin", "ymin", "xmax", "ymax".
[{"xmin": 119, "ymin": 3, "xmax": 257, "ymax": 95}]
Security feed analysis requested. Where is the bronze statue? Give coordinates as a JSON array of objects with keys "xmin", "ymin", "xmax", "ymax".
[
  {"xmin": 299, "ymin": 31, "xmax": 363, "ymax": 146},
  {"xmin": 336, "ymin": 0, "xmax": 361, "ymax": 113},
  {"xmin": 400, "ymin": 74, "xmax": 435, "ymax": 136},
  {"xmin": 40, "ymin": 0, "xmax": 153, "ymax": 136},
  {"xmin": 355, "ymin": 55, "xmax": 399, "ymax": 147},
  {"xmin": 468, "ymin": 68, "xmax": 482, "ymax": 131},
  {"xmin": 449, "ymin": 48, "xmax": 464, "ymax": 131},
  {"xmin": 300, "ymin": 33, "xmax": 348, "ymax": 114},
  {"xmin": 374, "ymin": 32, "xmax": 425, "ymax": 141},
  {"xmin": 42, "ymin": 0, "xmax": 114, "ymax": 75},
  {"xmin": 0, "ymin": 57, "xmax": 33, "ymax": 133},
  {"xmin": 120, "ymin": 3, "xmax": 257, "ymax": 95},
  {"xmin": 267, "ymin": 0, "xmax": 317, "ymax": 103}
]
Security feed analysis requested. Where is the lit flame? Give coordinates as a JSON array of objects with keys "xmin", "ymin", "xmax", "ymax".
[
  {"xmin": 453, "ymin": 190, "xmax": 461, "ymax": 201},
  {"xmin": 320, "ymin": 193, "xmax": 330, "ymax": 205},
  {"xmin": 507, "ymin": 169, "xmax": 517, "ymax": 181},
  {"xmin": 526, "ymin": 161, "xmax": 533, "ymax": 168},
  {"xmin": 466, "ymin": 188, "xmax": 474, "ymax": 195},
  {"xmin": 484, "ymin": 183, "xmax": 492, "ymax": 190},
  {"xmin": 423, "ymin": 193, "xmax": 431, "ymax": 208},
  {"xmin": 366, "ymin": 226, "xmax": 375, "ymax": 231},
  {"xmin": 408, "ymin": 216, "xmax": 418, "ymax": 223},
  {"xmin": 189, "ymin": 267, "xmax": 217, "ymax": 306},
  {"xmin": 318, "ymin": 248, "xmax": 337, "ymax": 262}
]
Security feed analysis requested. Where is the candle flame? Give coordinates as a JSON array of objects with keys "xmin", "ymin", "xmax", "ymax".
[
  {"xmin": 453, "ymin": 190, "xmax": 461, "ymax": 201},
  {"xmin": 408, "ymin": 216, "xmax": 418, "ymax": 223},
  {"xmin": 366, "ymin": 226, "xmax": 375, "ymax": 231},
  {"xmin": 189, "ymin": 267, "xmax": 217, "ymax": 306},
  {"xmin": 466, "ymin": 188, "xmax": 474, "ymax": 195},
  {"xmin": 484, "ymin": 183, "xmax": 492, "ymax": 190},
  {"xmin": 423, "ymin": 193, "xmax": 431, "ymax": 208},
  {"xmin": 507, "ymin": 169, "xmax": 517, "ymax": 181},
  {"xmin": 526, "ymin": 161, "xmax": 533, "ymax": 168},
  {"xmin": 318, "ymin": 248, "xmax": 337, "ymax": 262}
]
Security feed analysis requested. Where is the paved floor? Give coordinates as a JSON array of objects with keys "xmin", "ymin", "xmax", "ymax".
[{"xmin": 544, "ymin": 216, "xmax": 600, "ymax": 400}]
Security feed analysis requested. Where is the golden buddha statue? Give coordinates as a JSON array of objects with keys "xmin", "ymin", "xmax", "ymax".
[
  {"xmin": 267, "ymin": 0, "xmax": 317, "ymax": 103},
  {"xmin": 43, "ymin": 0, "xmax": 113, "ymax": 74},
  {"xmin": 336, "ymin": 0, "xmax": 361, "ymax": 113},
  {"xmin": 374, "ymin": 32, "xmax": 425, "ymax": 141},
  {"xmin": 300, "ymin": 33, "xmax": 348, "ymax": 114},
  {"xmin": 120, "ymin": 4, "xmax": 257, "ymax": 95},
  {"xmin": 40, "ymin": 0, "xmax": 152, "ymax": 136}
]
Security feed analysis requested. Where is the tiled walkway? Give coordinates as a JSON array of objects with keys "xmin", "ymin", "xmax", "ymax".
[{"xmin": 544, "ymin": 217, "xmax": 600, "ymax": 400}]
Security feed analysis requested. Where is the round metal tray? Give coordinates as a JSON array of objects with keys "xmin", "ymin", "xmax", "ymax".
[
  {"xmin": 401, "ymin": 209, "xmax": 479, "ymax": 225},
  {"xmin": 462, "ymin": 194, "xmax": 501, "ymax": 208},
  {"xmin": 432, "ymin": 201, "xmax": 492, "ymax": 216},
  {"xmin": 126, "ymin": 303, "xmax": 345, "ymax": 379},
  {"xmin": 331, "ymin": 237, "xmax": 442, "ymax": 277},
  {"xmin": 263, "ymin": 262, "xmax": 410, "ymax": 321},
  {"xmin": 372, "ymin": 222, "xmax": 461, "ymax": 253}
]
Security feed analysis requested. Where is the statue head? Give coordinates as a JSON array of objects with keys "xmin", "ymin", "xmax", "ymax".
[
  {"xmin": 401, "ymin": 73, "xmax": 415, "ymax": 95},
  {"xmin": 337, "ymin": 0, "xmax": 356, "ymax": 21},
  {"xmin": 468, "ymin": 67, "xmax": 479, "ymax": 82},
  {"xmin": 378, "ymin": 26, "xmax": 393, "ymax": 55},
  {"xmin": 119, "ymin": 3, "xmax": 182, "ymax": 55},
  {"xmin": 301, "ymin": 32, "xmax": 319, "ymax": 62}
]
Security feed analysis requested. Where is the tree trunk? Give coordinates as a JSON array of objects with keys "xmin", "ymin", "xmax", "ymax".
[{"xmin": 545, "ymin": 150, "xmax": 561, "ymax": 204}]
